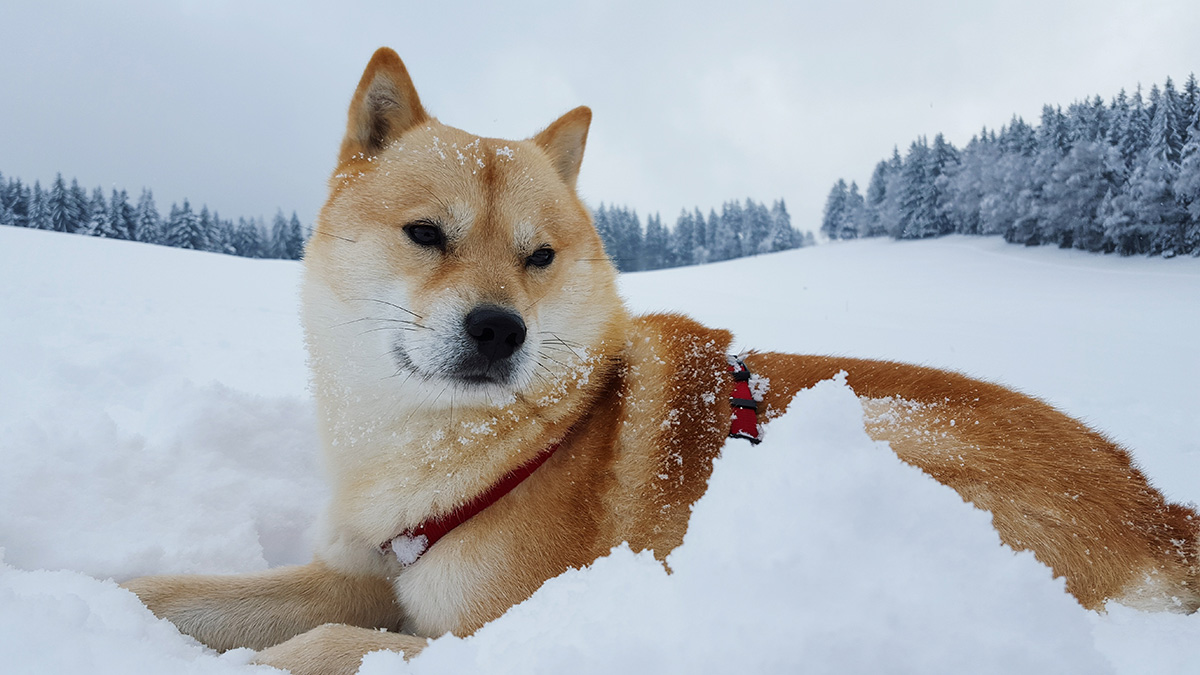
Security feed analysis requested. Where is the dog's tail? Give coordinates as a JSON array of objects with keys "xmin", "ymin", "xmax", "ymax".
[{"xmin": 744, "ymin": 352, "xmax": 1200, "ymax": 613}]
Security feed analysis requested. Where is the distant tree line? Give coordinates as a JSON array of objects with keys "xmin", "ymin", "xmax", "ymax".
[
  {"xmin": 823, "ymin": 74, "xmax": 1200, "ymax": 257},
  {"xmin": 594, "ymin": 198, "xmax": 814, "ymax": 272},
  {"xmin": 0, "ymin": 170, "xmax": 814, "ymax": 269},
  {"xmin": 0, "ymin": 171, "xmax": 308, "ymax": 259}
]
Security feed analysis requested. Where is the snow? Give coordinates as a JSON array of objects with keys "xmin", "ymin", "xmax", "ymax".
[{"xmin": 1, "ymin": 225, "xmax": 1198, "ymax": 673}]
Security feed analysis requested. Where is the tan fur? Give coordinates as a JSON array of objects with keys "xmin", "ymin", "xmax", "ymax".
[{"xmin": 123, "ymin": 48, "xmax": 1200, "ymax": 674}]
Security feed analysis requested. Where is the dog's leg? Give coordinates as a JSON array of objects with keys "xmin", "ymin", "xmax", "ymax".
[
  {"xmin": 253, "ymin": 623, "xmax": 428, "ymax": 675},
  {"xmin": 122, "ymin": 560, "xmax": 403, "ymax": 651},
  {"xmin": 746, "ymin": 352, "xmax": 1200, "ymax": 612}
]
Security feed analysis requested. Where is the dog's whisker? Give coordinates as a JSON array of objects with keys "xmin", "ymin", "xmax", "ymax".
[
  {"xmin": 316, "ymin": 230, "xmax": 357, "ymax": 244},
  {"xmin": 355, "ymin": 297, "xmax": 425, "ymax": 320}
]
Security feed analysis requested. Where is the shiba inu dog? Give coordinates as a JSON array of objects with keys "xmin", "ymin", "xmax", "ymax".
[{"xmin": 124, "ymin": 48, "xmax": 1199, "ymax": 675}]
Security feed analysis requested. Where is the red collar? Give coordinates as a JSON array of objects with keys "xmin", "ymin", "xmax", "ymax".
[{"xmin": 381, "ymin": 356, "xmax": 761, "ymax": 565}]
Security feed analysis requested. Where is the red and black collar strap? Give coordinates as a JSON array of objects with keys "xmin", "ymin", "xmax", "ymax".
[
  {"xmin": 382, "ymin": 355, "xmax": 763, "ymax": 565},
  {"xmin": 727, "ymin": 357, "xmax": 762, "ymax": 445}
]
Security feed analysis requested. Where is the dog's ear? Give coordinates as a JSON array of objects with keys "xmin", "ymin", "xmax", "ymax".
[
  {"xmin": 338, "ymin": 48, "xmax": 429, "ymax": 164},
  {"xmin": 533, "ymin": 106, "xmax": 592, "ymax": 189}
]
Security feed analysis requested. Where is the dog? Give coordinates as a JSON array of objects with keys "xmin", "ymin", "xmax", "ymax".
[{"xmin": 124, "ymin": 48, "xmax": 1200, "ymax": 675}]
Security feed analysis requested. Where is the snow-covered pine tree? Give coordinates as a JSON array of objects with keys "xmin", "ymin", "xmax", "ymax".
[
  {"xmin": 1182, "ymin": 74, "xmax": 1199, "ymax": 134},
  {"xmin": 268, "ymin": 210, "xmax": 289, "ymax": 259},
  {"xmin": 286, "ymin": 212, "xmax": 305, "ymax": 259},
  {"xmin": 712, "ymin": 200, "xmax": 743, "ymax": 260},
  {"xmin": 134, "ymin": 189, "xmax": 161, "ymax": 243},
  {"xmin": 1126, "ymin": 94, "xmax": 1190, "ymax": 256},
  {"xmin": 85, "ymin": 187, "xmax": 114, "ymax": 237},
  {"xmin": 108, "ymin": 189, "xmax": 134, "ymax": 240},
  {"xmin": 742, "ymin": 198, "xmax": 771, "ymax": 254},
  {"xmin": 614, "ymin": 206, "xmax": 644, "ymax": 271},
  {"xmin": 13, "ymin": 180, "xmax": 33, "ymax": 229},
  {"xmin": 1157, "ymin": 78, "xmax": 1187, "ymax": 166},
  {"xmin": 643, "ymin": 213, "xmax": 668, "ymax": 270},
  {"xmin": 592, "ymin": 204, "xmax": 618, "ymax": 265},
  {"xmin": 165, "ymin": 199, "xmax": 207, "ymax": 250},
  {"xmin": 1176, "ymin": 94, "xmax": 1200, "ymax": 254},
  {"xmin": 942, "ymin": 131, "xmax": 991, "ymax": 235},
  {"xmin": 668, "ymin": 208, "xmax": 695, "ymax": 267},
  {"xmin": 896, "ymin": 138, "xmax": 939, "ymax": 239},
  {"xmin": 820, "ymin": 179, "xmax": 849, "ymax": 240},
  {"xmin": 46, "ymin": 174, "xmax": 75, "ymax": 233},
  {"xmin": 67, "ymin": 179, "xmax": 89, "ymax": 233},
  {"xmin": 763, "ymin": 199, "xmax": 797, "ymax": 252},
  {"xmin": 229, "ymin": 217, "xmax": 259, "ymax": 257},
  {"xmin": 929, "ymin": 133, "xmax": 960, "ymax": 236},
  {"xmin": 1039, "ymin": 140, "xmax": 1120, "ymax": 250},
  {"xmin": 27, "ymin": 181, "xmax": 48, "ymax": 230},
  {"xmin": 836, "ymin": 182, "xmax": 865, "ymax": 239},
  {"xmin": 0, "ymin": 173, "xmax": 14, "ymax": 227},
  {"xmin": 861, "ymin": 159, "xmax": 890, "ymax": 237}
]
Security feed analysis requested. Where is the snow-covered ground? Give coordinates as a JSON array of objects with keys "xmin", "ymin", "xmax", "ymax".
[{"xmin": 1, "ymin": 225, "xmax": 1197, "ymax": 674}]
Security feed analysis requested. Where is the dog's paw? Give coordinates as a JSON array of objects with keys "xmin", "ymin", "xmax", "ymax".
[{"xmin": 253, "ymin": 623, "xmax": 427, "ymax": 675}]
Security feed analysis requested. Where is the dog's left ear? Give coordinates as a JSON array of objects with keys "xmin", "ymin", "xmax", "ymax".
[{"xmin": 533, "ymin": 106, "xmax": 592, "ymax": 189}]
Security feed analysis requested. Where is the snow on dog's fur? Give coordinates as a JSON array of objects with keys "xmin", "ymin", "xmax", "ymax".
[{"xmin": 124, "ymin": 48, "xmax": 1199, "ymax": 675}]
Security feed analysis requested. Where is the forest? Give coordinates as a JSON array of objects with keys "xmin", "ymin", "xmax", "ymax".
[{"xmin": 821, "ymin": 74, "xmax": 1200, "ymax": 257}]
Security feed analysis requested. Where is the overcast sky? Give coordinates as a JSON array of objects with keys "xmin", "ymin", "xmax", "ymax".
[{"xmin": 3, "ymin": 1, "xmax": 1199, "ymax": 232}]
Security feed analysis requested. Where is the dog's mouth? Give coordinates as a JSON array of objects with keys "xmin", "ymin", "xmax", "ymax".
[{"xmin": 390, "ymin": 343, "xmax": 524, "ymax": 389}]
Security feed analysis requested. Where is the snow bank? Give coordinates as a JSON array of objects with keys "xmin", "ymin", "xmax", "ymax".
[
  {"xmin": 1, "ymin": 226, "xmax": 1198, "ymax": 673},
  {"xmin": 363, "ymin": 376, "xmax": 1110, "ymax": 675}
]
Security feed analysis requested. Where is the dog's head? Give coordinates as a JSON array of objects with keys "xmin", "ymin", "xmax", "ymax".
[{"xmin": 303, "ymin": 48, "xmax": 625, "ymax": 408}]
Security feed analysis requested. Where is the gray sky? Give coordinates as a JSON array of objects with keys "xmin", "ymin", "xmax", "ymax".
[{"xmin": 3, "ymin": 1, "xmax": 1199, "ymax": 232}]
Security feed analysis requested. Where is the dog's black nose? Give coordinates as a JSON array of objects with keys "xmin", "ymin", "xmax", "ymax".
[{"xmin": 464, "ymin": 307, "xmax": 526, "ymax": 362}]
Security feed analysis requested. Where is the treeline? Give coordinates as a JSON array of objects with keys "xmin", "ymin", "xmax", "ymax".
[
  {"xmin": 0, "ymin": 171, "xmax": 308, "ymax": 259},
  {"xmin": 594, "ymin": 198, "xmax": 813, "ymax": 272},
  {"xmin": 823, "ymin": 74, "xmax": 1200, "ymax": 257}
]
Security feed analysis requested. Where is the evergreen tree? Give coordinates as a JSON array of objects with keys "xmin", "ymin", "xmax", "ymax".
[
  {"xmin": 742, "ymin": 199, "xmax": 772, "ymax": 254},
  {"xmin": 821, "ymin": 179, "xmax": 849, "ymax": 239},
  {"xmin": 1040, "ymin": 141, "xmax": 1120, "ymax": 250},
  {"xmin": 896, "ymin": 138, "xmax": 939, "ymax": 238},
  {"xmin": 614, "ymin": 207, "xmax": 644, "ymax": 271},
  {"xmin": 862, "ymin": 159, "xmax": 891, "ymax": 237},
  {"xmin": 231, "ymin": 217, "xmax": 264, "ymax": 257},
  {"xmin": 837, "ymin": 182, "xmax": 866, "ymax": 239},
  {"xmin": 762, "ymin": 199, "xmax": 797, "ymax": 252},
  {"xmin": 286, "ymin": 212, "xmax": 306, "ymax": 259},
  {"xmin": 668, "ymin": 208, "xmax": 695, "ymax": 267},
  {"xmin": 643, "ymin": 213, "xmax": 669, "ymax": 270},
  {"xmin": 85, "ymin": 187, "xmax": 114, "ymax": 237},
  {"xmin": 165, "ymin": 199, "xmax": 207, "ymax": 250},
  {"xmin": 1176, "ymin": 97, "xmax": 1200, "ymax": 254},
  {"xmin": 1182, "ymin": 73, "xmax": 1199, "ymax": 132},
  {"xmin": 12, "ymin": 180, "xmax": 33, "ymax": 228},
  {"xmin": 134, "ymin": 189, "xmax": 161, "ymax": 243},
  {"xmin": 0, "ymin": 174, "xmax": 15, "ymax": 227},
  {"xmin": 269, "ymin": 210, "xmax": 289, "ymax": 259},
  {"xmin": 713, "ymin": 201, "xmax": 743, "ymax": 260},
  {"xmin": 67, "ymin": 179, "xmax": 89, "ymax": 233},
  {"xmin": 27, "ymin": 182, "xmax": 49, "ymax": 230},
  {"xmin": 108, "ymin": 189, "xmax": 134, "ymax": 240},
  {"xmin": 1127, "ymin": 94, "xmax": 1190, "ymax": 255},
  {"xmin": 46, "ymin": 174, "xmax": 75, "ymax": 233}
]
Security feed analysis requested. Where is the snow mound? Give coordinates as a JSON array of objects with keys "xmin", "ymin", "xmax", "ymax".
[
  {"xmin": 362, "ymin": 376, "xmax": 1111, "ymax": 674},
  {"xmin": 1, "ymin": 227, "xmax": 1198, "ymax": 673}
]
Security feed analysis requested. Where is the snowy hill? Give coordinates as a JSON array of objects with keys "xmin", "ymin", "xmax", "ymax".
[{"xmin": 1, "ymin": 225, "xmax": 1198, "ymax": 673}]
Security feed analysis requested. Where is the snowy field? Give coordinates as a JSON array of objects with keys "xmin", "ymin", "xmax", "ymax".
[{"xmin": 1, "ymin": 224, "xmax": 1198, "ymax": 674}]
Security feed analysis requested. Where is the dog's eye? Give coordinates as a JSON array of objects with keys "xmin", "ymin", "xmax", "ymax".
[
  {"xmin": 404, "ymin": 222, "xmax": 445, "ymax": 250},
  {"xmin": 526, "ymin": 247, "xmax": 555, "ymax": 268}
]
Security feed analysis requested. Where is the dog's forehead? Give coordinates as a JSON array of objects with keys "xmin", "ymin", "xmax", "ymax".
[{"xmin": 364, "ymin": 124, "xmax": 578, "ymax": 239}]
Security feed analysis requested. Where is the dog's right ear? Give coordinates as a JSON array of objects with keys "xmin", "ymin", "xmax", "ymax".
[{"xmin": 338, "ymin": 48, "xmax": 429, "ymax": 165}]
